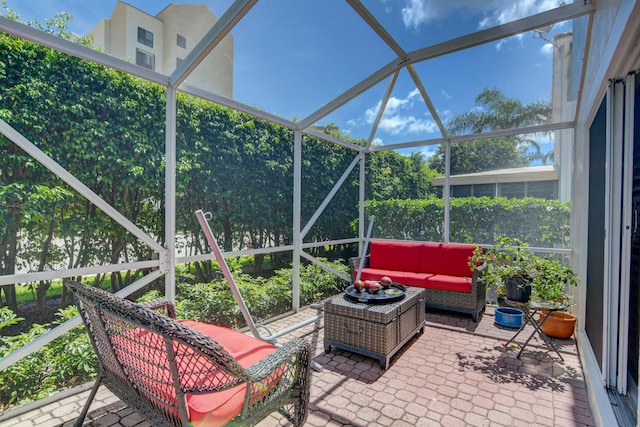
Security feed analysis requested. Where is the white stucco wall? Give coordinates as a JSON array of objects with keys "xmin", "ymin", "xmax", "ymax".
[
  {"xmin": 123, "ymin": 5, "xmax": 164, "ymax": 70},
  {"xmin": 552, "ymin": 32, "xmax": 575, "ymax": 203},
  {"xmin": 88, "ymin": 19, "xmax": 108, "ymax": 52},
  {"xmin": 157, "ymin": 4, "xmax": 233, "ymax": 98}
]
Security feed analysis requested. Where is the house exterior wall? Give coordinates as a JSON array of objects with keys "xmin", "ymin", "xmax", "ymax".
[
  {"xmin": 124, "ymin": 4, "xmax": 163, "ymax": 68},
  {"xmin": 574, "ymin": 1, "xmax": 640, "ymax": 425},
  {"xmin": 552, "ymin": 32, "xmax": 574, "ymax": 203},
  {"xmin": 431, "ymin": 166, "xmax": 559, "ymax": 199},
  {"xmin": 88, "ymin": 1, "xmax": 232, "ymax": 97},
  {"xmin": 90, "ymin": 19, "xmax": 108, "ymax": 52}
]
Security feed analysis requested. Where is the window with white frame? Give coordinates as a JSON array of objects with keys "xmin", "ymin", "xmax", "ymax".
[{"xmin": 136, "ymin": 49, "xmax": 155, "ymax": 70}]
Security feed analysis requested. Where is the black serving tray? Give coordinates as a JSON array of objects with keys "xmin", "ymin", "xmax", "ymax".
[{"xmin": 344, "ymin": 282, "xmax": 406, "ymax": 304}]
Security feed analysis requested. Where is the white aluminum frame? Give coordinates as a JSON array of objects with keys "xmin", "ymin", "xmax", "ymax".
[
  {"xmin": 606, "ymin": 78, "xmax": 625, "ymax": 387},
  {"xmin": 0, "ymin": 0, "xmax": 594, "ymax": 373},
  {"xmin": 618, "ymin": 72, "xmax": 635, "ymax": 395},
  {"xmin": 602, "ymin": 81, "xmax": 615, "ymax": 385}
]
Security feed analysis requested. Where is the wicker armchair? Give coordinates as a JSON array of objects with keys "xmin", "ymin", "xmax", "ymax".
[{"xmin": 65, "ymin": 280, "xmax": 311, "ymax": 427}]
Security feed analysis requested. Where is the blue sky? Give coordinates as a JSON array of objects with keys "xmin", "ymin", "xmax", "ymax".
[{"xmin": 2, "ymin": 0, "xmax": 568, "ymax": 158}]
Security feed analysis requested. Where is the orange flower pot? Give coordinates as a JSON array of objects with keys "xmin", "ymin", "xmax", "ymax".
[{"xmin": 539, "ymin": 311, "xmax": 576, "ymax": 339}]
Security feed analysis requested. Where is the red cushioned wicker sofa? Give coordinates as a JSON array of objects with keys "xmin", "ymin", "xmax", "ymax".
[{"xmin": 349, "ymin": 240, "xmax": 487, "ymax": 321}]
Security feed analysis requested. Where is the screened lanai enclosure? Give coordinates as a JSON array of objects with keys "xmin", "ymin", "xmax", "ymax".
[{"xmin": 1, "ymin": 1, "xmax": 639, "ymax": 425}]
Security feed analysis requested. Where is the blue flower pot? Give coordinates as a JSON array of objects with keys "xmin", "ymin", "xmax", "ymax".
[{"xmin": 495, "ymin": 307, "xmax": 524, "ymax": 329}]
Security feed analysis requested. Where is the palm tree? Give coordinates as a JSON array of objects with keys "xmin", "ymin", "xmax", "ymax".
[{"xmin": 428, "ymin": 88, "xmax": 552, "ymax": 174}]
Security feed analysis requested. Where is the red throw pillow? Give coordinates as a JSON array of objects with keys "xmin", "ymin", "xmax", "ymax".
[
  {"xmin": 420, "ymin": 243, "xmax": 475, "ymax": 276},
  {"xmin": 369, "ymin": 241, "xmax": 422, "ymax": 272}
]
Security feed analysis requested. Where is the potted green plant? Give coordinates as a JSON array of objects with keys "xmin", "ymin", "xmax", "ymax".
[
  {"xmin": 530, "ymin": 257, "xmax": 578, "ymax": 304},
  {"xmin": 469, "ymin": 237, "xmax": 537, "ymax": 302},
  {"xmin": 470, "ymin": 236, "xmax": 579, "ymax": 338},
  {"xmin": 530, "ymin": 257, "xmax": 578, "ymax": 339}
]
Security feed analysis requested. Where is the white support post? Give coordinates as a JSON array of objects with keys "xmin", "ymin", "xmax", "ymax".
[
  {"xmin": 366, "ymin": 72, "xmax": 399, "ymax": 152},
  {"xmin": 603, "ymin": 81, "xmax": 615, "ymax": 386},
  {"xmin": 359, "ymin": 151, "xmax": 366, "ymax": 256},
  {"xmin": 293, "ymin": 131, "xmax": 302, "ymax": 311},
  {"xmin": 355, "ymin": 216, "xmax": 375, "ymax": 283},
  {"xmin": 444, "ymin": 139, "xmax": 451, "ymax": 243},
  {"xmin": 165, "ymin": 87, "xmax": 177, "ymax": 301}
]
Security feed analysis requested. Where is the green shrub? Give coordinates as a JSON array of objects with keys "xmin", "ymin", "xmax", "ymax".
[
  {"xmin": 362, "ymin": 197, "xmax": 570, "ymax": 247},
  {"xmin": 0, "ymin": 306, "xmax": 96, "ymax": 411},
  {"xmin": 174, "ymin": 259, "xmax": 347, "ymax": 328},
  {"xmin": 0, "ymin": 259, "xmax": 347, "ymax": 412}
]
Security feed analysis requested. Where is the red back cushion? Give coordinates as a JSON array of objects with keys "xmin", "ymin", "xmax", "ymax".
[
  {"xmin": 369, "ymin": 241, "xmax": 422, "ymax": 272},
  {"xmin": 419, "ymin": 243, "xmax": 475, "ymax": 277}
]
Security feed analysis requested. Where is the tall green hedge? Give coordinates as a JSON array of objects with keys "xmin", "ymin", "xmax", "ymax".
[{"xmin": 363, "ymin": 196, "xmax": 570, "ymax": 248}]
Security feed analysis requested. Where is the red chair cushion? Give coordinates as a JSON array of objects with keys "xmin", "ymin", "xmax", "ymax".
[{"xmin": 368, "ymin": 241, "xmax": 422, "ymax": 272}]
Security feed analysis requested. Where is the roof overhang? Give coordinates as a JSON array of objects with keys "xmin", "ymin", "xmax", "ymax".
[{"xmin": 431, "ymin": 165, "xmax": 559, "ymax": 187}]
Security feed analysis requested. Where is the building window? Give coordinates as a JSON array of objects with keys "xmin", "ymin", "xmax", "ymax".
[
  {"xmin": 527, "ymin": 180, "xmax": 557, "ymax": 199},
  {"xmin": 137, "ymin": 27, "xmax": 153, "ymax": 48},
  {"xmin": 136, "ymin": 49, "xmax": 155, "ymax": 70},
  {"xmin": 176, "ymin": 58, "xmax": 183, "ymax": 68},
  {"xmin": 177, "ymin": 34, "xmax": 186, "ymax": 49},
  {"xmin": 499, "ymin": 182, "xmax": 526, "ymax": 198},
  {"xmin": 473, "ymin": 184, "xmax": 495, "ymax": 197},
  {"xmin": 452, "ymin": 185, "xmax": 471, "ymax": 198}
]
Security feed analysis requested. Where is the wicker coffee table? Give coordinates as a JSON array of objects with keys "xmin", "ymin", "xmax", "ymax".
[{"xmin": 324, "ymin": 286, "xmax": 426, "ymax": 369}]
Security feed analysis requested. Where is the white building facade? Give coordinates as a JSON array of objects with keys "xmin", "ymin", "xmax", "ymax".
[{"xmin": 90, "ymin": 2, "xmax": 233, "ymax": 97}]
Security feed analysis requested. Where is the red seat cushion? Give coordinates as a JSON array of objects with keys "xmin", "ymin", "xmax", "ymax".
[
  {"xmin": 111, "ymin": 320, "xmax": 278, "ymax": 427},
  {"xmin": 357, "ymin": 268, "xmax": 408, "ymax": 285},
  {"xmin": 369, "ymin": 241, "xmax": 422, "ymax": 272},
  {"xmin": 419, "ymin": 243, "xmax": 475, "ymax": 277},
  {"xmin": 180, "ymin": 320, "xmax": 278, "ymax": 426},
  {"xmin": 406, "ymin": 273, "xmax": 472, "ymax": 293}
]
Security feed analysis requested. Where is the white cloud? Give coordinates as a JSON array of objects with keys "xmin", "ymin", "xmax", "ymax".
[
  {"xmin": 355, "ymin": 88, "xmax": 438, "ymax": 137},
  {"xmin": 540, "ymin": 42, "xmax": 554, "ymax": 56},
  {"xmin": 420, "ymin": 145, "xmax": 439, "ymax": 160},
  {"xmin": 379, "ymin": 114, "xmax": 438, "ymax": 135},
  {"xmin": 401, "ymin": 0, "xmax": 564, "ymax": 30}
]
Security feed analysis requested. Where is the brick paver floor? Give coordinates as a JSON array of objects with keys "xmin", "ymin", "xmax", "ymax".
[{"xmin": 0, "ymin": 303, "xmax": 593, "ymax": 426}]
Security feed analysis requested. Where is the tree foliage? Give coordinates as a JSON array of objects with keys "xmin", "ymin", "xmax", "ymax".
[
  {"xmin": 428, "ymin": 88, "xmax": 552, "ymax": 174},
  {"xmin": 0, "ymin": 28, "xmax": 430, "ymax": 309},
  {"xmin": 367, "ymin": 150, "xmax": 435, "ymax": 200}
]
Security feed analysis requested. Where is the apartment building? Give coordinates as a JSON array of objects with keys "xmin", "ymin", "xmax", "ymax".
[{"xmin": 89, "ymin": 1, "xmax": 233, "ymax": 97}]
